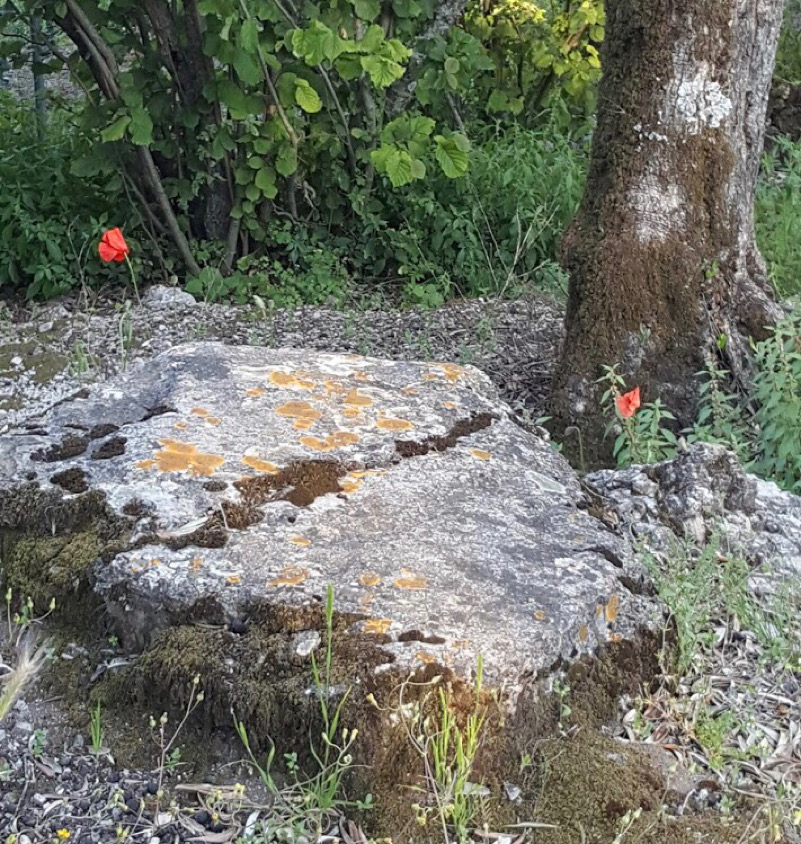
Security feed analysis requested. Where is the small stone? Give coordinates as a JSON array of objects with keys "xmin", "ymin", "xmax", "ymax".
[
  {"xmin": 145, "ymin": 779, "xmax": 159, "ymax": 795},
  {"xmin": 194, "ymin": 809, "xmax": 212, "ymax": 826},
  {"xmin": 126, "ymin": 796, "xmax": 140, "ymax": 813},
  {"xmin": 229, "ymin": 618, "xmax": 248, "ymax": 635},
  {"xmin": 503, "ymin": 782, "xmax": 521, "ymax": 802},
  {"xmin": 631, "ymin": 476, "xmax": 658, "ymax": 497},
  {"xmin": 12, "ymin": 720, "xmax": 32, "ymax": 738},
  {"xmin": 293, "ymin": 630, "xmax": 321, "ymax": 658}
]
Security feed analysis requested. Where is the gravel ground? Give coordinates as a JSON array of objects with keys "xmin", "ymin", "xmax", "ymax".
[{"xmin": 0, "ymin": 287, "xmax": 564, "ymax": 434}]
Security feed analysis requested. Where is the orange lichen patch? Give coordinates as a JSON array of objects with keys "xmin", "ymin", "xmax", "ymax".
[
  {"xmin": 276, "ymin": 401, "xmax": 323, "ymax": 426},
  {"xmin": 242, "ymin": 455, "xmax": 278, "ymax": 474},
  {"xmin": 470, "ymin": 448, "xmax": 492, "ymax": 461},
  {"xmin": 595, "ymin": 604, "xmax": 604, "ymax": 618},
  {"xmin": 191, "ymin": 407, "xmax": 210, "ymax": 417},
  {"xmin": 149, "ymin": 558, "xmax": 161, "ymax": 567},
  {"xmin": 343, "ymin": 408, "xmax": 363, "ymax": 419},
  {"xmin": 402, "ymin": 387, "xmax": 418, "ymax": 395},
  {"xmin": 353, "ymin": 372, "xmax": 369, "ymax": 381},
  {"xmin": 324, "ymin": 380, "xmax": 347, "ymax": 395},
  {"xmin": 609, "ymin": 633, "xmax": 623, "ymax": 643},
  {"xmin": 300, "ymin": 432, "xmax": 360, "ymax": 451},
  {"xmin": 158, "ymin": 438, "xmax": 196, "ymax": 454},
  {"xmin": 436, "ymin": 363, "xmax": 464, "ymax": 381},
  {"xmin": 533, "ymin": 610, "xmax": 547, "ymax": 622},
  {"xmin": 360, "ymin": 572, "xmax": 382, "ymax": 588},
  {"xmin": 605, "ymin": 593, "xmax": 620, "ymax": 623},
  {"xmin": 174, "ymin": 421, "xmax": 189, "ymax": 431},
  {"xmin": 363, "ymin": 619, "xmax": 392, "ymax": 635},
  {"xmin": 343, "ymin": 389, "xmax": 373, "ymax": 408},
  {"xmin": 578, "ymin": 625, "xmax": 589, "ymax": 643},
  {"xmin": 293, "ymin": 418, "xmax": 316, "ymax": 431},
  {"xmin": 394, "ymin": 569, "xmax": 428, "ymax": 590},
  {"xmin": 376, "ymin": 418, "xmax": 414, "ymax": 432},
  {"xmin": 270, "ymin": 371, "xmax": 315, "ymax": 390},
  {"xmin": 345, "ymin": 354, "xmax": 362, "ymax": 361},
  {"xmin": 422, "ymin": 373, "xmax": 439, "ymax": 381},
  {"xmin": 135, "ymin": 459, "xmax": 157, "ymax": 470},
  {"xmin": 443, "ymin": 401, "xmax": 458, "ymax": 410},
  {"xmin": 190, "ymin": 557, "xmax": 204, "ymax": 572},
  {"xmin": 416, "ymin": 651, "xmax": 436, "ymax": 664},
  {"xmin": 246, "ymin": 387, "xmax": 265, "ymax": 397},
  {"xmin": 452, "ymin": 639, "xmax": 471, "ymax": 650},
  {"xmin": 269, "ymin": 566, "xmax": 309, "ymax": 587},
  {"xmin": 339, "ymin": 478, "xmax": 362, "ymax": 494},
  {"xmin": 205, "ymin": 417, "xmax": 222, "ymax": 427},
  {"xmin": 359, "ymin": 593, "xmax": 375, "ymax": 611},
  {"xmin": 289, "ymin": 535, "xmax": 311, "ymax": 547},
  {"xmin": 154, "ymin": 439, "xmax": 225, "ymax": 476},
  {"xmin": 226, "ymin": 575, "xmax": 242, "ymax": 586}
]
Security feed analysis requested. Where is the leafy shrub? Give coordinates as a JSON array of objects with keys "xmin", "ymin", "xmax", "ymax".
[
  {"xmin": 750, "ymin": 312, "xmax": 801, "ymax": 492},
  {"xmin": 462, "ymin": 0, "xmax": 604, "ymax": 119},
  {"xmin": 775, "ymin": 1, "xmax": 801, "ymax": 85},
  {"xmin": 186, "ymin": 221, "xmax": 350, "ymax": 306},
  {"xmin": 756, "ymin": 137, "xmax": 801, "ymax": 299},
  {"xmin": 365, "ymin": 122, "xmax": 588, "ymax": 305},
  {"xmin": 0, "ymin": 93, "xmax": 143, "ymax": 299}
]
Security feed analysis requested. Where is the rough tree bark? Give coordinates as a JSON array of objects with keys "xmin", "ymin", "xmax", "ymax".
[{"xmin": 549, "ymin": 0, "xmax": 786, "ymax": 467}]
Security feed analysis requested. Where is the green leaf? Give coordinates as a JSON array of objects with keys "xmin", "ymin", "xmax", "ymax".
[
  {"xmin": 361, "ymin": 54, "xmax": 404, "ymax": 88},
  {"xmin": 444, "ymin": 56, "xmax": 460, "ymax": 74},
  {"xmin": 233, "ymin": 50, "xmax": 262, "ymax": 85},
  {"xmin": 353, "ymin": 0, "xmax": 380, "ymax": 19},
  {"xmin": 291, "ymin": 22, "xmax": 343, "ymax": 65},
  {"xmin": 255, "ymin": 166, "xmax": 278, "ymax": 198},
  {"xmin": 129, "ymin": 107, "xmax": 154, "ymax": 146},
  {"xmin": 295, "ymin": 79, "xmax": 322, "ymax": 113},
  {"xmin": 358, "ymin": 25, "xmax": 385, "ymax": 52},
  {"xmin": 434, "ymin": 133, "xmax": 470, "ymax": 178},
  {"xmin": 240, "ymin": 18, "xmax": 260, "ymax": 53},
  {"xmin": 276, "ymin": 144, "xmax": 298, "ymax": 177},
  {"xmin": 100, "ymin": 115, "xmax": 131, "ymax": 143},
  {"xmin": 371, "ymin": 145, "xmax": 415, "ymax": 187},
  {"xmin": 218, "ymin": 79, "xmax": 262, "ymax": 119}
]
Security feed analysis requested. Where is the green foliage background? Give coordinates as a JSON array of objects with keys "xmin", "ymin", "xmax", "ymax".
[{"xmin": 0, "ymin": 0, "xmax": 602, "ymax": 302}]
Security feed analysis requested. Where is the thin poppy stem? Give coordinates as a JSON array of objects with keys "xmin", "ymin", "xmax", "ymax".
[{"xmin": 125, "ymin": 255, "xmax": 141, "ymax": 305}]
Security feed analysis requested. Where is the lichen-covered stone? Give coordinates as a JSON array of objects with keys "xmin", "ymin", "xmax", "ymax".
[
  {"xmin": 585, "ymin": 443, "xmax": 801, "ymax": 581},
  {"xmin": 0, "ymin": 342, "xmax": 661, "ymax": 700}
]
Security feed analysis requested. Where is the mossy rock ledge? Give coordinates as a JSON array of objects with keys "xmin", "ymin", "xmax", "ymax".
[{"xmin": 0, "ymin": 343, "xmax": 663, "ymax": 739}]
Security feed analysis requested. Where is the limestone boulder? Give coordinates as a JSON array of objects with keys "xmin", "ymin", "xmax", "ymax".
[
  {"xmin": 585, "ymin": 443, "xmax": 801, "ymax": 583},
  {"xmin": 0, "ymin": 343, "xmax": 661, "ymax": 698}
]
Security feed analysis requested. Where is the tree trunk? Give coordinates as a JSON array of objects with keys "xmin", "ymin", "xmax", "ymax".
[{"xmin": 549, "ymin": 0, "xmax": 786, "ymax": 467}]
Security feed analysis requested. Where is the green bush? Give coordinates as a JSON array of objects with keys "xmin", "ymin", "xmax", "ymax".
[
  {"xmin": 0, "ymin": 94, "xmax": 139, "ymax": 298},
  {"xmin": 750, "ymin": 312, "xmax": 801, "ymax": 492},
  {"xmin": 364, "ymin": 122, "xmax": 588, "ymax": 305},
  {"xmin": 775, "ymin": 1, "xmax": 801, "ymax": 85},
  {"xmin": 756, "ymin": 137, "xmax": 801, "ymax": 299}
]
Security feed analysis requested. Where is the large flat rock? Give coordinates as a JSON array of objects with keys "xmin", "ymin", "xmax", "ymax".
[{"xmin": 0, "ymin": 343, "xmax": 660, "ymax": 696}]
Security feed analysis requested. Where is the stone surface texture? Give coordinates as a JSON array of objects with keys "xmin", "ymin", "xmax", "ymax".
[
  {"xmin": 585, "ymin": 443, "xmax": 801, "ymax": 582},
  {"xmin": 0, "ymin": 342, "xmax": 659, "ymax": 694}
]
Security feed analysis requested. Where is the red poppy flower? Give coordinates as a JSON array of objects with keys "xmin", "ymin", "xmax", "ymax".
[
  {"xmin": 616, "ymin": 386, "xmax": 641, "ymax": 418},
  {"xmin": 98, "ymin": 228, "xmax": 130, "ymax": 263}
]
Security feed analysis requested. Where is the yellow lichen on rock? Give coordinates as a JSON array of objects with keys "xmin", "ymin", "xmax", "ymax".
[{"xmin": 153, "ymin": 439, "xmax": 225, "ymax": 477}]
